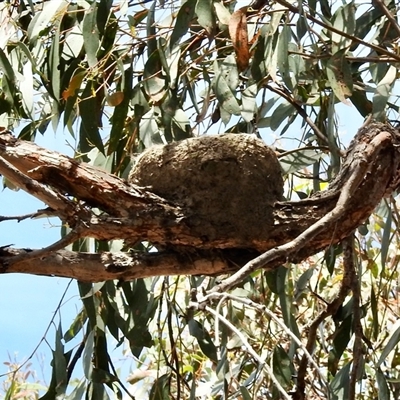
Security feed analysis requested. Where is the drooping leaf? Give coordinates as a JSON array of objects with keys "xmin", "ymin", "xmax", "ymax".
[
  {"xmin": 373, "ymin": 65, "xmax": 396, "ymax": 121},
  {"xmin": 195, "ymin": 0, "xmax": 215, "ymax": 35},
  {"xmin": 377, "ymin": 325, "xmax": 400, "ymax": 367},
  {"xmin": 270, "ymin": 102, "xmax": 295, "ymax": 131},
  {"xmin": 241, "ymin": 83, "xmax": 257, "ymax": 122},
  {"xmin": 279, "ymin": 148, "xmax": 323, "ymax": 174},
  {"xmin": 277, "ymin": 23, "xmax": 291, "ymax": 89},
  {"xmin": 65, "ymin": 380, "xmax": 87, "ymax": 400},
  {"xmin": 139, "ymin": 107, "xmax": 163, "ymax": 147},
  {"xmin": 79, "ymin": 79, "xmax": 104, "ymax": 154},
  {"xmin": 27, "ymin": 0, "xmax": 68, "ymax": 43},
  {"xmin": 188, "ymin": 319, "xmax": 218, "ymax": 363},
  {"xmin": 149, "ymin": 373, "xmax": 171, "ymax": 400},
  {"xmin": 82, "ymin": 2, "xmax": 100, "ymax": 67},
  {"xmin": 108, "ymin": 67, "xmax": 133, "ymax": 154},
  {"xmin": 39, "ymin": 323, "xmax": 70, "ymax": 400},
  {"xmin": 64, "ymin": 309, "xmax": 87, "ymax": 343},
  {"xmin": 326, "ymin": 51, "xmax": 353, "ymax": 104},
  {"xmin": 170, "ymin": 0, "xmax": 196, "ymax": 50},
  {"xmin": 83, "ymin": 329, "xmax": 95, "ymax": 379},
  {"xmin": 0, "ymin": 48, "xmax": 16, "ymax": 86},
  {"xmin": 143, "ymin": 50, "xmax": 167, "ymax": 102},
  {"xmin": 49, "ymin": 23, "xmax": 61, "ymax": 103},
  {"xmin": 212, "ymin": 56, "xmax": 241, "ymax": 118},
  {"xmin": 328, "ymin": 315, "xmax": 352, "ymax": 375},
  {"xmin": 331, "ymin": 2, "xmax": 356, "ymax": 53},
  {"xmin": 330, "ymin": 362, "xmax": 351, "ymax": 399},
  {"xmin": 273, "ymin": 346, "xmax": 292, "ymax": 388},
  {"xmin": 381, "ymin": 205, "xmax": 392, "ymax": 268},
  {"xmin": 376, "ymin": 368, "xmax": 390, "ymax": 400},
  {"xmin": 214, "ymin": 1, "xmax": 231, "ymax": 26}
]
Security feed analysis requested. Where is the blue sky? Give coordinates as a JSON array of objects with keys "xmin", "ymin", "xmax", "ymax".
[{"xmin": 0, "ymin": 132, "xmax": 82, "ymax": 386}]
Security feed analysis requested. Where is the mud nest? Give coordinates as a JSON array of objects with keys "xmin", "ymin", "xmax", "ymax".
[{"xmin": 129, "ymin": 134, "xmax": 284, "ymax": 247}]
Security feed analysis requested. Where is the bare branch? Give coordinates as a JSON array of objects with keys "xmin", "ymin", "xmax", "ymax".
[
  {"xmin": 0, "ymin": 155, "xmax": 76, "ymax": 217},
  {"xmin": 373, "ymin": 0, "xmax": 400, "ymax": 37},
  {"xmin": 0, "ymin": 247, "xmax": 249, "ymax": 282},
  {"xmin": 0, "ymin": 208, "xmax": 56, "ymax": 222}
]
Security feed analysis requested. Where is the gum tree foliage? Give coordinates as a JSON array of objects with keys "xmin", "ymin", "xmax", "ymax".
[{"xmin": 1, "ymin": 0, "xmax": 400, "ymax": 399}]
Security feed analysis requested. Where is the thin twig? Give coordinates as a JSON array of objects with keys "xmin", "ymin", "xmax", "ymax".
[
  {"xmin": 373, "ymin": 0, "xmax": 400, "ymax": 37},
  {"xmin": 265, "ymin": 84, "xmax": 340, "ymax": 154},
  {"xmin": 349, "ymin": 237, "xmax": 363, "ymax": 400},
  {"xmin": 0, "ymin": 208, "xmax": 57, "ymax": 222},
  {"xmin": 2, "ymin": 228, "xmax": 82, "ymax": 268},
  {"xmin": 203, "ymin": 291, "xmax": 328, "ymax": 389},
  {"xmin": 294, "ymin": 235, "xmax": 355, "ymax": 400},
  {"xmin": 205, "ymin": 305, "xmax": 292, "ymax": 400},
  {"xmin": 0, "ymin": 280, "xmax": 74, "ymax": 378},
  {"xmin": 275, "ymin": 0, "xmax": 400, "ymax": 62}
]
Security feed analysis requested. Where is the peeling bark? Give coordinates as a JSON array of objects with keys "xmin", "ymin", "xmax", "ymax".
[{"xmin": 0, "ymin": 122, "xmax": 399, "ymax": 281}]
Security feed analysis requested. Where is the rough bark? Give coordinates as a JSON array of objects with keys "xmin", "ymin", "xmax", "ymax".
[{"xmin": 0, "ymin": 122, "xmax": 399, "ymax": 282}]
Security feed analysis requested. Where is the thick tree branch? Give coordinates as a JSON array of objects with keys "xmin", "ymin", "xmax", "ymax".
[
  {"xmin": 0, "ymin": 122, "xmax": 399, "ymax": 281},
  {"xmin": 0, "ymin": 247, "xmax": 253, "ymax": 282}
]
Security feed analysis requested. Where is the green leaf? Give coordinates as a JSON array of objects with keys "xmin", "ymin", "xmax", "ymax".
[
  {"xmin": 65, "ymin": 380, "xmax": 87, "ymax": 400},
  {"xmin": 239, "ymin": 386, "xmax": 252, "ymax": 400},
  {"xmin": 331, "ymin": 2, "xmax": 356, "ymax": 53},
  {"xmin": 273, "ymin": 346, "xmax": 292, "ymax": 387},
  {"xmin": 82, "ymin": 2, "xmax": 100, "ymax": 67},
  {"xmin": 139, "ymin": 107, "xmax": 162, "ymax": 147},
  {"xmin": 326, "ymin": 51, "xmax": 353, "ymax": 104},
  {"xmin": 39, "ymin": 323, "xmax": 69, "ymax": 400},
  {"xmin": 147, "ymin": 2, "xmax": 157, "ymax": 58},
  {"xmin": 352, "ymin": 7, "xmax": 383, "ymax": 49},
  {"xmin": 196, "ymin": 0, "xmax": 215, "ymax": 34},
  {"xmin": 79, "ymin": 79, "xmax": 104, "ymax": 154},
  {"xmin": 277, "ymin": 23, "xmax": 291, "ymax": 89},
  {"xmin": 170, "ymin": 0, "xmax": 196, "ymax": 50},
  {"xmin": 371, "ymin": 286, "xmax": 379, "ymax": 340},
  {"xmin": 49, "ymin": 23, "xmax": 61, "ymax": 102},
  {"xmin": 377, "ymin": 325, "xmax": 400, "ymax": 366},
  {"xmin": 20, "ymin": 61, "xmax": 34, "ymax": 118},
  {"xmin": 212, "ymin": 70, "xmax": 240, "ymax": 116},
  {"xmin": 108, "ymin": 67, "xmax": 133, "ymax": 155},
  {"xmin": 213, "ymin": 1, "xmax": 231, "ymax": 26},
  {"xmin": 328, "ymin": 315, "xmax": 352, "ymax": 375},
  {"xmin": 0, "ymin": 48, "xmax": 16, "ymax": 86},
  {"xmin": 64, "ymin": 309, "xmax": 87, "ymax": 343},
  {"xmin": 143, "ymin": 50, "xmax": 167, "ymax": 102},
  {"xmin": 188, "ymin": 319, "xmax": 218, "ymax": 363},
  {"xmin": 241, "ymin": 83, "xmax": 257, "ymax": 122},
  {"xmin": 149, "ymin": 374, "xmax": 171, "ymax": 400},
  {"xmin": 376, "ymin": 368, "xmax": 390, "ymax": 400},
  {"xmin": 270, "ymin": 102, "xmax": 295, "ymax": 131},
  {"xmin": 27, "ymin": 0, "xmax": 68, "ymax": 43},
  {"xmin": 83, "ymin": 329, "xmax": 95, "ymax": 379},
  {"xmin": 373, "ymin": 65, "xmax": 396, "ymax": 121},
  {"xmin": 62, "ymin": 25, "xmax": 84, "ymax": 60},
  {"xmin": 350, "ymin": 88, "xmax": 373, "ymax": 117},
  {"xmin": 279, "ymin": 148, "xmax": 323, "ymax": 174},
  {"xmin": 381, "ymin": 206, "xmax": 392, "ymax": 268},
  {"xmin": 295, "ymin": 268, "xmax": 314, "ymax": 299},
  {"xmin": 330, "ymin": 362, "xmax": 351, "ymax": 399}
]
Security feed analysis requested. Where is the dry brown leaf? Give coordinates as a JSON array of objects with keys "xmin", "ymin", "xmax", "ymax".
[{"xmin": 228, "ymin": 7, "xmax": 250, "ymax": 72}]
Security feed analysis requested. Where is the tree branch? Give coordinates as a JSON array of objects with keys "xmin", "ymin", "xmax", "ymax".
[
  {"xmin": 0, "ymin": 247, "xmax": 253, "ymax": 282},
  {"xmin": 0, "ymin": 123, "xmax": 399, "ymax": 281}
]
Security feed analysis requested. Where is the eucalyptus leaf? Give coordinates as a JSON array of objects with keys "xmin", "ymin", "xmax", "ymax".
[{"xmin": 279, "ymin": 148, "xmax": 323, "ymax": 174}]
